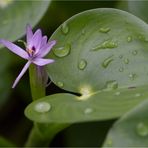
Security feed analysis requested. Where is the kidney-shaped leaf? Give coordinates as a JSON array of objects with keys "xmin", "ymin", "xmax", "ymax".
[
  {"xmin": 103, "ymin": 99, "xmax": 148, "ymax": 147},
  {"xmin": 0, "ymin": 0, "xmax": 50, "ymax": 42},
  {"xmin": 47, "ymin": 8, "xmax": 148, "ymax": 94}
]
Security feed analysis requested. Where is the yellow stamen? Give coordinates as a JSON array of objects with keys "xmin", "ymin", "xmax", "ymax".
[{"xmin": 27, "ymin": 49, "xmax": 34, "ymax": 55}]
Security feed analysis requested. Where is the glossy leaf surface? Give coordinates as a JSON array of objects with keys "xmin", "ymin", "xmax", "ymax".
[
  {"xmin": 25, "ymin": 85, "xmax": 148, "ymax": 123},
  {"xmin": 48, "ymin": 8, "xmax": 148, "ymax": 93}
]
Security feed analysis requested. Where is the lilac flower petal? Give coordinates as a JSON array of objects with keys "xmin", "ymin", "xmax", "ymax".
[
  {"xmin": 41, "ymin": 36, "xmax": 47, "ymax": 47},
  {"xmin": 33, "ymin": 58, "xmax": 54, "ymax": 66},
  {"xmin": 26, "ymin": 24, "xmax": 33, "ymax": 44},
  {"xmin": 0, "ymin": 39, "xmax": 28, "ymax": 59},
  {"xmin": 29, "ymin": 29, "xmax": 42, "ymax": 52},
  {"xmin": 12, "ymin": 61, "xmax": 31, "ymax": 88},
  {"xmin": 37, "ymin": 40, "xmax": 56, "ymax": 58}
]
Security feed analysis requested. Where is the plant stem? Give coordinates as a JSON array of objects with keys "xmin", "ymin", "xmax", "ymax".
[
  {"xmin": 25, "ymin": 64, "xmax": 69, "ymax": 147},
  {"xmin": 26, "ymin": 123, "xmax": 69, "ymax": 147},
  {"xmin": 29, "ymin": 64, "xmax": 46, "ymax": 100}
]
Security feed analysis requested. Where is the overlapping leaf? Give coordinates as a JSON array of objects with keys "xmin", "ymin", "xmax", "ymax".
[
  {"xmin": 103, "ymin": 99, "xmax": 148, "ymax": 147},
  {"xmin": 0, "ymin": 0, "xmax": 50, "ymax": 43}
]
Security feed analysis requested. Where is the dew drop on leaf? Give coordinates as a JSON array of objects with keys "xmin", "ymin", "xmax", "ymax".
[
  {"xmin": 119, "ymin": 67, "xmax": 124, "ymax": 72},
  {"xmin": 53, "ymin": 44, "xmax": 71, "ymax": 58},
  {"xmin": 119, "ymin": 55, "xmax": 123, "ymax": 59},
  {"xmin": 132, "ymin": 50, "xmax": 138, "ymax": 55},
  {"xmin": 92, "ymin": 40, "xmax": 118, "ymax": 51},
  {"xmin": 129, "ymin": 73, "xmax": 137, "ymax": 80},
  {"xmin": 135, "ymin": 93, "xmax": 141, "ymax": 97},
  {"xmin": 84, "ymin": 107, "xmax": 93, "ymax": 114},
  {"xmin": 81, "ymin": 29, "xmax": 85, "ymax": 35},
  {"xmin": 102, "ymin": 55, "xmax": 114, "ymax": 68},
  {"xmin": 0, "ymin": 0, "xmax": 13, "ymax": 8},
  {"xmin": 57, "ymin": 81, "xmax": 64, "ymax": 88},
  {"xmin": 138, "ymin": 35, "xmax": 146, "ymax": 41},
  {"xmin": 127, "ymin": 36, "xmax": 132, "ymax": 42},
  {"xmin": 106, "ymin": 80, "xmax": 118, "ymax": 90},
  {"xmin": 99, "ymin": 27, "xmax": 110, "ymax": 33},
  {"xmin": 78, "ymin": 59, "xmax": 87, "ymax": 70},
  {"xmin": 2, "ymin": 20, "xmax": 8, "ymax": 25},
  {"xmin": 106, "ymin": 139, "xmax": 113, "ymax": 147},
  {"xmin": 136, "ymin": 122, "xmax": 148, "ymax": 137},
  {"xmin": 115, "ymin": 91, "xmax": 121, "ymax": 96},
  {"xmin": 34, "ymin": 101, "xmax": 51, "ymax": 113},
  {"xmin": 124, "ymin": 58, "xmax": 129, "ymax": 64},
  {"xmin": 61, "ymin": 22, "xmax": 69, "ymax": 35}
]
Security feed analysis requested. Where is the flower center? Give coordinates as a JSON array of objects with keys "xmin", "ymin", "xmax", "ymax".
[{"xmin": 27, "ymin": 46, "xmax": 36, "ymax": 57}]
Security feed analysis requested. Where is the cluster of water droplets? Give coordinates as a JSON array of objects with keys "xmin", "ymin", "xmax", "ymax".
[{"xmin": 52, "ymin": 19, "xmax": 148, "ymax": 99}]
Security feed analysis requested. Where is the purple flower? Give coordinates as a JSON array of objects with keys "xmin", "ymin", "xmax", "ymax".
[{"xmin": 0, "ymin": 25, "xmax": 56, "ymax": 88}]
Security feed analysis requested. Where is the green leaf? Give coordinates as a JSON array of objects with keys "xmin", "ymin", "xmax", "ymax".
[
  {"xmin": 103, "ymin": 99, "xmax": 148, "ymax": 147},
  {"xmin": 47, "ymin": 8, "xmax": 148, "ymax": 93},
  {"xmin": 0, "ymin": 136, "xmax": 15, "ymax": 147},
  {"xmin": 0, "ymin": 0, "xmax": 50, "ymax": 42},
  {"xmin": 25, "ymin": 85, "xmax": 148, "ymax": 123}
]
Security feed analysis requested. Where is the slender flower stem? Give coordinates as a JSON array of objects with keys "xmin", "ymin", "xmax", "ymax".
[
  {"xmin": 25, "ymin": 64, "xmax": 69, "ymax": 147},
  {"xmin": 25, "ymin": 64, "xmax": 47, "ymax": 146},
  {"xmin": 29, "ymin": 64, "xmax": 46, "ymax": 100}
]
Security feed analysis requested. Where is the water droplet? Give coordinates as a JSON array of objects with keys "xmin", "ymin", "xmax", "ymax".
[
  {"xmin": 127, "ymin": 36, "xmax": 132, "ymax": 42},
  {"xmin": 119, "ymin": 55, "xmax": 123, "ymax": 59},
  {"xmin": 57, "ymin": 81, "xmax": 64, "ymax": 87},
  {"xmin": 61, "ymin": 22, "xmax": 69, "ymax": 34},
  {"xmin": 2, "ymin": 20, "xmax": 8, "ymax": 25},
  {"xmin": 119, "ymin": 67, "xmax": 124, "ymax": 72},
  {"xmin": 0, "ymin": 0, "xmax": 13, "ymax": 8},
  {"xmin": 99, "ymin": 27, "xmax": 110, "ymax": 33},
  {"xmin": 53, "ymin": 44, "xmax": 71, "ymax": 57},
  {"xmin": 115, "ymin": 91, "xmax": 120, "ymax": 96},
  {"xmin": 138, "ymin": 35, "xmax": 145, "ymax": 41},
  {"xmin": 92, "ymin": 40, "xmax": 118, "ymax": 51},
  {"xmin": 106, "ymin": 80, "xmax": 118, "ymax": 90},
  {"xmin": 124, "ymin": 58, "xmax": 129, "ymax": 64},
  {"xmin": 106, "ymin": 139, "xmax": 113, "ymax": 147},
  {"xmin": 102, "ymin": 55, "xmax": 114, "ymax": 68},
  {"xmin": 138, "ymin": 35, "xmax": 148, "ymax": 42},
  {"xmin": 81, "ymin": 29, "xmax": 85, "ymax": 35},
  {"xmin": 84, "ymin": 108, "xmax": 93, "ymax": 114},
  {"xmin": 132, "ymin": 50, "xmax": 138, "ymax": 55},
  {"xmin": 136, "ymin": 122, "xmax": 148, "ymax": 137},
  {"xmin": 129, "ymin": 73, "xmax": 137, "ymax": 80},
  {"xmin": 78, "ymin": 59, "xmax": 87, "ymax": 70},
  {"xmin": 34, "ymin": 101, "xmax": 51, "ymax": 113},
  {"xmin": 135, "ymin": 93, "xmax": 141, "ymax": 97}
]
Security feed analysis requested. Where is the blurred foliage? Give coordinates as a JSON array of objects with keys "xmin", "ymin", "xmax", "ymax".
[{"xmin": 103, "ymin": 100, "xmax": 148, "ymax": 147}]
